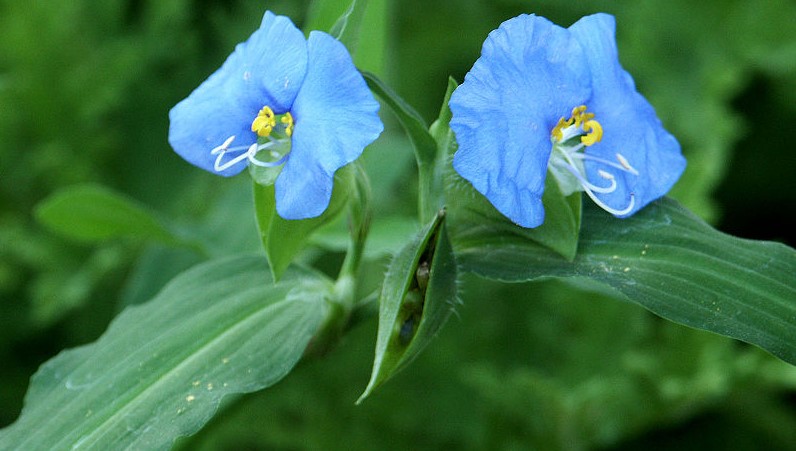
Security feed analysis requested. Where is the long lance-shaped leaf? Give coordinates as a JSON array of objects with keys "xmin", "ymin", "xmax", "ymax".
[
  {"xmin": 455, "ymin": 198, "xmax": 796, "ymax": 365},
  {"xmin": 0, "ymin": 256, "xmax": 331, "ymax": 449}
]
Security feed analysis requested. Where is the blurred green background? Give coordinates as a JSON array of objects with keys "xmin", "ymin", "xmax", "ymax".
[{"xmin": 1, "ymin": 0, "xmax": 795, "ymax": 449}]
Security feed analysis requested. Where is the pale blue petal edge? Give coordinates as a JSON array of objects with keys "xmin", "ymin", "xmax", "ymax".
[
  {"xmin": 275, "ymin": 31, "xmax": 383, "ymax": 220},
  {"xmin": 569, "ymin": 14, "xmax": 686, "ymax": 216}
]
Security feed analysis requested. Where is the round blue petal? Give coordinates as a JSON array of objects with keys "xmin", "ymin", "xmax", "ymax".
[
  {"xmin": 168, "ymin": 11, "xmax": 308, "ymax": 177},
  {"xmin": 569, "ymin": 14, "xmax": 686, "ymax": 216},
  {"xmin": 450, "ymin": 14, "xmax": 592, "ymax": 228},
  {"xmin": 275, "ymin": 31, "xmax": 383, "ymax": 220}
]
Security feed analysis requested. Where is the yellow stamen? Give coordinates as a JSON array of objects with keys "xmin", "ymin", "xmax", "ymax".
[
  {"xmin": 551, "ymin": 117, "xmax": 570, "ymax": 141},
  {"xmin": 251, "ymin": 106, "xmax": 277, "ymax": 137},
  {"xmin": 551, "ymin": 104, "xmax": 603, "ymax": 146},
  {"xmin": 571, "ymin": 105, "xmax": 592, "ymax": 127},
  {"xmin": 581, "ymin": 119, "xmax": 603, "ymax": 146},
  {"xmin": 281, "ymin": 112, "xmax": 294, "ymax": 137}
]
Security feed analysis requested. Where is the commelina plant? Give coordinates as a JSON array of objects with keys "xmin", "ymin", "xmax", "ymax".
[{"xmin": 2, "ymin": 6, "xmax": 794, "ymax": 450}]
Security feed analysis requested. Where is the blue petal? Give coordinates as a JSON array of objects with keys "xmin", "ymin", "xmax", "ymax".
[
  {"xmin": 239, "ymin": 12, "xmax": 309, "ymax": 112},
  {"xmin": 275, "ymin": 31, "xmax": 383, "ymax": 220},
  {"xmin": 569, "ymin": 14, "xmax": 686, "ymax": 216},
  {"xmin": 450, "ymin": 14, "xmax": 592, "ymax": 228},
  {"xmin": 168, "ymin": 11, "xmax": 308, "ymax": 176}
]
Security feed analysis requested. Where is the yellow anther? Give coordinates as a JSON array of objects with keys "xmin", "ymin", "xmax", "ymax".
[
  {"xmin": 580, "ymin": 119, "xmax": 603, "ymax": 146},
  {"xmin": 551, "ymin": 104, "xmax": 602, "ymax": 144},
  {"xmin": 571, "ymin": 105, "xmax": 595, "ymax": 128},
  {"xmin": 251, "ymin": 106, "xmax": 276, "ymax": 137},
  {"xmin": 551, "ymin": 117, "xmax": 569, "ymax": 141},
  {"xmin": 572, "ymin": 105, "xmax": 587, "ymax": 115},
  {"xmin": 281, "ymin": 112, "xmax": 294, "ymax": 137},
  {"xmin": 575, "ymin": 113, "xmax": 594, "ymax": 128}
]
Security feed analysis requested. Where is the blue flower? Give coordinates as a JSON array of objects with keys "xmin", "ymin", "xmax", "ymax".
[
  {"xmin": 169, "ymin": 11, "xmax": 383, "ymax": 220},
  {"xmin": 449, "ymin": 13, "xmax": 686, "ymax": 228}
]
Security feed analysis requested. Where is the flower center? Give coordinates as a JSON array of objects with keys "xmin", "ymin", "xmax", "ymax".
[
  {"xmin": 251, "ymin": 106, "xmax": 294, "ymax": 138},
  {"xmin": 551, "ymin": 105, "xmax": 603, "ymax": 146},
  {"xmin": 210, "ymin": 105, "xmax": 294, "ymax": 172},
  {"xmin": 548, "ymin": 105, "xmax": 638, "ymax": 216}
]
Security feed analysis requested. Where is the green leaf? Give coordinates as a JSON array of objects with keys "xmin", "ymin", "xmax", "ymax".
[
  {"xmin": 306, "ymin": 0, "xmax": 387, "ymax": 74},
  {"xmin": 365, "ymin": 72, "xmax": 459, "ymax": 224},
  {"xmin": 0, "ymin": 255, "xmax": 331, "ymax": 449},
  {"xmin": 422, "ymin": 76, "xmax": 458, "ymax": 223},
  {"xmin": 362, "ymin": 71, "xmax": 437, "ymax": 169},
  {"xmin": 455, "ymin": 198, "xmax": 796, "ymax": 365},
  {"xmin": 34, "ymin": 184, "xmax": 179, "ymax": 244},
  {"xmin": 351, "ymin": 0, "xmax": 388, "ymax": 74},
  {"xmin": 305, "ymin": 0, "xmax": 361, "ymax": 38},
  {"xmin": 328, "ymin": 0, "xmax": 367, "ymax": 52},
  {"xmin": 358, "ymin": 210, "xmax": 458, "ymax": 402},
  {"xmin": 253, "ymin": 166, "xmax": 354, "ymax": 281},
  {"xmin": 429, "ymin": 77, "xmax": 458, "ymax": 159}
]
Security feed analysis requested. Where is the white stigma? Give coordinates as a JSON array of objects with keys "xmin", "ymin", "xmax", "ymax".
[
  {"xmin": 550, "ymin": 129, "xmax": 638, "ymax": 216},
  {"xmin": 211, "ymin": 135, "xmax": 289, "ymax": 172}
]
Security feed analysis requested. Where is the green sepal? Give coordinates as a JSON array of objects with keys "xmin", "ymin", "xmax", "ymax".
[
  {"xmin": 358, "ymin": 210, "xmax": 458, "ymax": 403},
  {"xmin": 447, "ymin": 169, "xmax": 581, "ymax": 261},
  {"xmin": 532, "ymin": 175, "xmax": 582, "ymax": 260},
  {"xmin": 252, "ymin": 165, "xmax": 356, "ymax": 281}
]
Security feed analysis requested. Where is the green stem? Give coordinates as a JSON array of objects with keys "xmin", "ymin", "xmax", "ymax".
[
  {"xmin": 305, "ymin": 164, "xmax": 372, "ymax": 357},
  {"xmin": 335, "ymin": 162, "xmax": 372, "ymax": 307},
  {"xmin": 417, "ymin": 163, "xmax": 442, "ymax": 225}
]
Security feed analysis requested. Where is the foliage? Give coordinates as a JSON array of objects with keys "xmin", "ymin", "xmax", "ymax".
[{"xmin": 1, "ymin": 0, "xmax": 794, "ymax": 449}]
